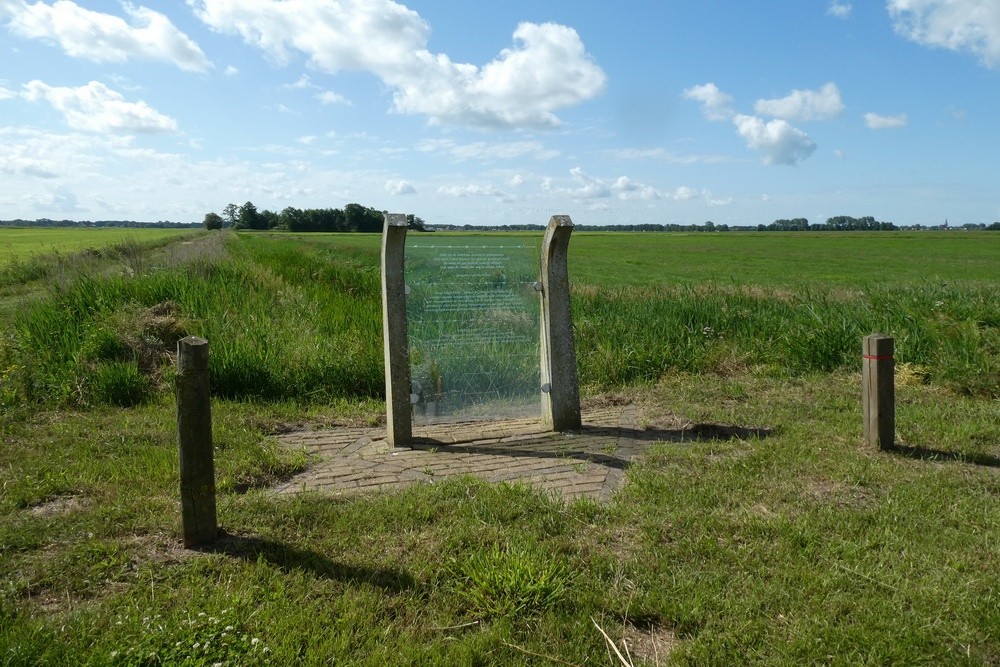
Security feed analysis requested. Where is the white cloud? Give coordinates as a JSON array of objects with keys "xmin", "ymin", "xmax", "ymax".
[
  {"xmin": 21, "ymin": 80, "xmax": 179, "ymax": 134},
  {"xmin": 889, "ymin": 0, "xmax": 1000, "ymax": 68},
  {"xmin": 671, "ymin": 186, "xmax": 698, "ymax": 201},
  {"xmin": 190, "ymin": 0, "xmax": 606, "ymax": 128},
  {"xmin": 828, "ymin": 2, "xmax": 852, "ymax": 18},
  {"xmin": 0, "ymin": 86, "xmax": 17, "ymax": 99},
  {"xmin": 0, "ymin": 127, "xmax": 113, "ymax": 183},
  {"xmin": 224, "ymin": 65, "xmax": 239, "ymax": 76},
  {"xmin": 286, "ymin": 75, "xmax": 315, "ymax": 90},
  {"xmin": 438, "ymin": 184, "xmax": 505, "ymax": 198},
  {"xmin": 316, "ymin": 90, "xmax": 349, "ymax": 105},
  {"xmin": 508, "ymin": 174, "xmax": 525, "ymax": 187},
  {"xmin": 864, "ymin": 112, "xmax": 908, "ymax": 129},
  {"xmin": 603, "ymin": 147, "xmax": 732, "ymax": 165},
  {"xmin": 1, "ymin": 0, "xmax": 211, "ymax": 71},
  {"xmin": 416, "ymin": 138, "xmax": 557, "ymax": 162},
  {"xmin": 542, "ymin": 168, "xmax": 699, "ymax": 203},
  {"xmin": 385, "ymin": 179, "xmax": 416, "ymax": 195},
  {"xmin": 754, "ymin": 82, "xmax": 844, "ymax": 121},
  {"xmin": 733, "ymin": 114, "xmax": 816, "ymax": 165},
  {"xmin": 682, "ymin": 82, "xmax": 734, "ymax": 121}
]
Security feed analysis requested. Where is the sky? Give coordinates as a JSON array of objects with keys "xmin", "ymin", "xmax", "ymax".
[{"xmin": 1, "ymin": 0, "xmax": 999, "ymax": 227}]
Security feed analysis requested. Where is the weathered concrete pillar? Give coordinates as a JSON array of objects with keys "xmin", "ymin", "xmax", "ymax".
[
  {"xmin": 540, "ymin": 215, "xmax": 582, "ymax": 431},
  {"xmin": 381, "ymin": 213, "xmax": 412, "ymax": 448}
]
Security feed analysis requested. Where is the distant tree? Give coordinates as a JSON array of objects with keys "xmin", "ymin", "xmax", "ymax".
[
  {"xmin": 260, "ymin": 209, "xmax": 280, "ymax": 230},
  {"xmin": 236, "ymin": 201, "xmax": 263, "ymax": 230},
  {"xmin": 988, "ymin": 222, "xmax": 1000, "ymax": 231},
  {"xmin": 280, "ymin": 206, "xmax": 307, "ymax": 231},
  {"xmin": 203, "ymin": 212, "xmax": 223, "ymax": 230},
  {"xmin": 344, "ymin": 203, "xmax": 382, "ymax": 232},
  {"xmin": 222, "ymin": 203, "xmax": 238, "ymax": 228},
  {"xmin": 406, "ymin": 214, "xmax": 427, "ymax": 231}
]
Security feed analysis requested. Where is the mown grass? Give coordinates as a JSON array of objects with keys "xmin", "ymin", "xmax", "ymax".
[
  {"xmin": 0, "ymin": 228, "xmax": 191, "ymax": 265},
  {"xmin": 0, "ymin": 229, "xmax": 998, "ymax": 664}
]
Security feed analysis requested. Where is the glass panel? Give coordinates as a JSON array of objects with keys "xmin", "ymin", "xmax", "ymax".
[{"xmin": 405, "ymin": 235, "xmax": 540, "ymax": 424}]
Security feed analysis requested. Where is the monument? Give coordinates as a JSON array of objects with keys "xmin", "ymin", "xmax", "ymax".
[{"xmin": 381, "ymin": 214, "xmax": 581, "ymax": 448}]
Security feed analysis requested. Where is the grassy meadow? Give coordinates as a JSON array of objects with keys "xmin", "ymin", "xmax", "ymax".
[{"xmin": 1, "ymin": 228, "xmax": 998, "ymax": 664}]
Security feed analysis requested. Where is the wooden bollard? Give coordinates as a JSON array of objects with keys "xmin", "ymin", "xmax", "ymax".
[
  {"xmin": 863, "ymin": 334, "xmax": 895, "ymax": 450},
  {"xmin": 176, "ymin": 336, "xmax": 217, "ymax": 547}
]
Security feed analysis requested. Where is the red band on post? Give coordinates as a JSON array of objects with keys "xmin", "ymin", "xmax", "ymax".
[{"xmin": 863, "ymin": 354, "xmax": 893, "ymax": 360}]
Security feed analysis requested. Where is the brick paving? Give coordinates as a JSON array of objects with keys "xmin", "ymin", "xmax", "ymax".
[{"xmin": 274, "ymin": 404, "xmax": 649, "ymax": 501}]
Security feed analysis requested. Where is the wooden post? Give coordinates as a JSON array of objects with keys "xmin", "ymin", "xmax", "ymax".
[
  {"xmin": 176, "ymin": 336, "xmax": 217, "ymax": 547},
  {"xmin": 382, "ymin": 213, "xmax": 412, "ymax": 448},
  {"xmin": 863, "ymin": 334, "xmax": 895, "ymax": 450},
  {"xmin": 540, "ymin": 215, "xmax": 582, "ymax": 431}
]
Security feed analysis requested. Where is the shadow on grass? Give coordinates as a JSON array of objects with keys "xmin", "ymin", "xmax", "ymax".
[
  {"xmin": 412, "ymin": 423, "xmax": 774, "ymax": 472},
  {"xmin": 886, "ymin": 443, "xmax": 1000, "ymax": 469},
  {"xmin": 202, "ymin": 532, "xmax": 414, "ymax": 592}
]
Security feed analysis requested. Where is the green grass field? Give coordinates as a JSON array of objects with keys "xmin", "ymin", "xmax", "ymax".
[
  {"xmin": 267, "ymin": 229, "xmax": 1000, "ymax": 287},
  {"xmin": 0, "ymin": 227, "xmax": 194, "ymax": 264},
  {"xmin": 1, "ymin": 229, "xmax": 998, "ymax": 664}
]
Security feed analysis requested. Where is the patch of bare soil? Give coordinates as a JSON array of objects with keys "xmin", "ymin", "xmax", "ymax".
[
  {"xmin": 582, "ymin": 392, "xmax": 633, "ymax": 410},
  {"xmin": 126, "ymin": 532, "xmax": 198, "ymax": 567},
  {"xmin": 26, "ymin": 494, "xmax": 87, "ymax": 517},
  {"xmin": 620, "ymin": 619, "xmax": 680, "ymax": 666},
  {"xmin": 802, "ymin": 476, "xmax": 877, "ymax": 508}
]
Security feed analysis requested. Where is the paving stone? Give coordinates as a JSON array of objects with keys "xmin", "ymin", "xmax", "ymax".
[{"xmin": 273, "ymin": 406, "xmax": 664, "ymax": 501}]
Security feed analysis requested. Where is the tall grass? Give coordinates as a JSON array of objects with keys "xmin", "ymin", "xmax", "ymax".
[
  {"xmin": 1, "ymin": 233, "xmax": 995, "ymax": 414},
  {"xmin": 574, "ymin": 282, "xmax": 998, "ymax": 396},
  {"xmin": 1, "ymin": 234, "xmax": 382, "ymax": 409}
]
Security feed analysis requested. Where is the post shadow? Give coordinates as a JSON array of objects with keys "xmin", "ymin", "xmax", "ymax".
[{"xmin": 203, "ymin": 531, "xmax": 415, "ymax": 593}]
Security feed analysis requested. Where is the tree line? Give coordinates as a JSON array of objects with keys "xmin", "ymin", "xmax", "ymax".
[
  {"xmin": 203, "ymin": 202, "xmax": 426, "ymax": 232},
  {"xmin": 0, "ymin": 219, "xmax": 195, "ymax": 228},
  {"xmin": 429, "ymin": 217, "xmax": 1000, "ymax": 233}
]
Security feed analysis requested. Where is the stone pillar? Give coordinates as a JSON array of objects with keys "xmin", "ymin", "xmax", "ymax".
[
  {"xmin": 381, "ymin": 213, "xmax": 412, "ymax": 448},
  {"xmin": 540, "ymin": 215, "xmax": 582, "ymax": 431}
]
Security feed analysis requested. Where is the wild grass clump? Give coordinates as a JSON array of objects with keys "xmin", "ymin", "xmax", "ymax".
[
  {"xmin": 448, "ymin": 541, "xmax": 573, "ymax": 619},
  {"xmin": 1, "ymin": 234, "xmax": 382, "ymax": 410}
]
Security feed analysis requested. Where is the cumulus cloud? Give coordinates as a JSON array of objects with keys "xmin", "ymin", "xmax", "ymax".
[
  {"xmin": 0, "ymin": 134, "xmax": 60, "ymax": 178},
  {"xmin": 889, "ymin": 0, "xmax": 1000, "ymax": 68},
  {"xmin": 385, "ymin": 179, "xmax": 416, "ymax": 195},
  {"xmin": 542, "ymin": 167, "xmax": 698, "ymax": 202},
  {"xmin": 0, "ymin": 0, "xmax": 211, "ymax": 71},
  {"xmin": 0, "ymin": 86, "xmax": 17, "ymax": 100},
  {"xmin": 754, "ymin": 82, "xmax": 844, "ymax": 121},
  {"xmin": 21, "ymin": 80, "xmax": 179, "ymax": 134},
  {"xmin": 733, "ymin": 114, "xmax": 816, "ymax": 165},
  {"xmin": 864, "ymin": 112, "xmax": 908, "ymax": 129},
  {"xmin": 828, "ymin": 2, "xmax": 852, "ymax": 18},
  {"xmin": 682, "ymin": 82, "xmax": 734, "ymax": 121},
  {"xmin": 190, "ymin": 0, "xmax": 606, "ymax": 128},
  {"xmin": 684, "ymin": 82, "xmax": 818, "ymax": 165}
]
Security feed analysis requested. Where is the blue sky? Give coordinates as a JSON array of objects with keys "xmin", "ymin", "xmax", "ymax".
[{"xmin": 1, "ymin": 0, "xmax": 998, "ymax": 227}]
